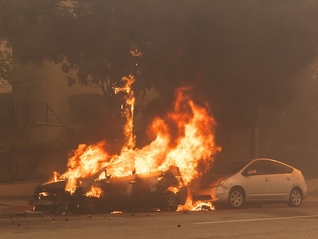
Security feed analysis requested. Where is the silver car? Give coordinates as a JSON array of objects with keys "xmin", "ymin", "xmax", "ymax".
[{"xmin": 192, "ymin": 158, "xmax": 308, "ymax": 209}]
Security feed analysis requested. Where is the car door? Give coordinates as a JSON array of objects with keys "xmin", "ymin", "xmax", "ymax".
[
  {"xmin": 242, "ymin": 160, "xmax": 272, "ymax": 201},
  {"xmin": 265, "ymin": 161, "xmax": 293, "ymax": 201}
]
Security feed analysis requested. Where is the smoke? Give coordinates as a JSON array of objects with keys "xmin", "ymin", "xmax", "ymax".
[
  {"xmin": 1, "ymin": 0, "xmax": 318, "ymax": 152},
  {"xmin": 139, "ymin": 0, "xmax": 318, "ymax": 145}
]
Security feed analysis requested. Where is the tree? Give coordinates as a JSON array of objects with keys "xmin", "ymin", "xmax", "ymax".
[
  {"xmin": 1, "ymin": 0, "xmax": 318, "ymax": 146},
  {"xmin": 0, "ymin": 45, "xmax": 38, "ymax": 141}
]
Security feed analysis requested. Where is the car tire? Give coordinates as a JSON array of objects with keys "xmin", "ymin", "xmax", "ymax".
[
  {"xmin": 79, "ymin": 196, "xmax": 100, "ymax": 214},
  {"xmin": 288, "ymin": 188, "xmax": 302, "ymax": 207},
  {"xmin": 160, "ymin": 191, "xmax": 178, "ymax": 211},
  {"xmin": 228, "ymin": 187, "xmax": 245, "ymax": 209}
]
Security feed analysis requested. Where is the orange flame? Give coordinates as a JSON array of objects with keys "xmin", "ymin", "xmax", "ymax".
[
  {"xmin": 114, "ymin": 75, "xmax": 136, "ymax": 149},
  {"xmin": 55, "ymin": 81, "xmax": 221, "ymax": 208},
  {"xmin": 85, "ymin": 185, "xmax": 103, "ymax": 198},
  {"xmin": 50, "ymin": 171, "xmax": 60, "ymax": 182}
]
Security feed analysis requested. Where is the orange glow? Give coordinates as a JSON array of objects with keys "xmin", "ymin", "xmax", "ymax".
[
  {"xmin": 167, "ymin": 186, "xmax": 180, "ymax": 194},
  {"xmin": 50, "ymin": 171, "xmax": 60, "ymax": 183},
  {"xmin": 60, "ymin": 142, "xmax": 111, "ymax": 193},
  {"xmin": 190, "ymin": 201, "xmax": 214, "ymax": 211},
  {"xmin": 85, "ymin": 185, "xmax": 103, "ymax": 198},
  {"xmin": 129, "ymin": 45, "xmax": 143, "ymax": 57},
  {"xmin": 114, "ymin": 75, "xmax": 136, "ymax": 149},
  {"xmin": 179, "ymin": 194, "xmax": 214, "ymax": 211},
  {"xmin": 53, "ymin": 81, "xmax": 221, "ymax": 210}
]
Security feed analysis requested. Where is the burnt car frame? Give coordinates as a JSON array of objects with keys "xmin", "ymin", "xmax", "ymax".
[{"xmin": 33, "ymin": 165, "xmax": 188, "ymax": 214}]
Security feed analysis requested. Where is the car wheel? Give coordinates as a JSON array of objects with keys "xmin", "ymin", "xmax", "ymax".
[
  {"xmin": 288, "ymin": 188, "xmax": 302, "ymax": 207},
  {"xmin": 160, "ymin": 191, "xmax": 178, "ymax": 211},
  {"xmin": 79, "ymin": 196, "xmax": 100, "ymax": 214},
  {"xmin": 228, "ymin": 188, "xmax": 245, "ymax": 209}
]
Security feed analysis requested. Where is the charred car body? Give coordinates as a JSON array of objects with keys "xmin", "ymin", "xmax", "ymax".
[{"xmin": 33, "ymin": 165, "xmax": 188, "ymax": 214}]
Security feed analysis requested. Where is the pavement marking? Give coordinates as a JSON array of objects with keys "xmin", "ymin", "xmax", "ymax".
[{"xmin": 194, "ymin": 214, "xmax": 318, "ymax": 225}]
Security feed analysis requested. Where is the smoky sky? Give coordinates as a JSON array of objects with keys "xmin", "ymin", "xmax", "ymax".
[
  {"xmin": 1, "ymin": 0, "xmax": 318, "ymax": 147},
  {"xmin": 137, "ymin": 0, "xmax": 318, "ymax": 143}
]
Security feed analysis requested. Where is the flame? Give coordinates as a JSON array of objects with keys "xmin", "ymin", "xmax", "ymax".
[
  {"xmin": 85, "ymin": 185, "xmax": 103, "ymax": 198},
  {"xmin": 50, "ymin": 171, "xmax": 60, "ymax": 183},
  {"xmin": 129, "ymin": 45, "xmax": 143, "ymax": 57},
  {"xmin": 167, "ymin": 186, "xmax": 181, "ymax": 194},
  {"xmin": 114, "ymin": 75, "xmax": 136, "ymax": 149},
  {"xmin": 53, "ymin": 78, "xmax": 221, "ymax": 209},
  {"xmin": 104, "ymin": 86, "xmax": 221, "ymax": 184},
  {"xmin": 60, "ymin": 142, "xmax": 111, "ymax": 193},
  {"xmin": 62, "ymin": 142, "xmax": 110, "ymax": 179},
  {"xmin": 190, "ymin": 201, "xmax": 214, "ymax": 211},
  {"xmin": 178, "ymin": 190, "xmax": 215, "ymax": 211}
]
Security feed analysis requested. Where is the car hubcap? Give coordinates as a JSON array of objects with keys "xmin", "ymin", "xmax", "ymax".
[
  {"xmin": 230, "ymin": 191, "xmax": 243, "ymax": 207},
  {"xmin": 291, "ymin": 191, "xmax": 301, "ymax": 205},
  {"xmin": 166, "ymin": 195, "xmax": 175, "ymax": 207}
]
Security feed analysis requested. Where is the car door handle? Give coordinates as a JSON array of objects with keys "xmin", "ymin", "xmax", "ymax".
[
  {"xmin": 286, "ymin": 177, "xmax": 291, "ymax": 181},
  {"xmin": 264, "ymin": 178, "xmax": 270, "ymax": 182}
]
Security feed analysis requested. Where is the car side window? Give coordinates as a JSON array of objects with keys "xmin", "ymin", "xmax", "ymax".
[
  {"xmin": 266, "ymin": 161, "xmax": 287, "ymax": 174},
  {"xmin": 282, "ymin": 164, "xmax": 293, "ymax": 173},
  {"xmin": 266, "ymin": 161, "xmax": 293, "ymax": 174},
  {"xmin": 243, "ymin": 161, "xmax": 267, "ymax": 175}
]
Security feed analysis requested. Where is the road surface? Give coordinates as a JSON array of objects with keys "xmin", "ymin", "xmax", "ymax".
[
  {"xmin": 0, "ymin": 193, "xmax": 318, "ymax": 239},
  {"xmin": 0, "ymin": 178, "xmax": 317, "ymax": 239}
]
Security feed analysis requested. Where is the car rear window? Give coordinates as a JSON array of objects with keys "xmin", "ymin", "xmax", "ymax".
[{"xmin": 266, "ymin": 161, "xmax": 293, "ymax": 174}]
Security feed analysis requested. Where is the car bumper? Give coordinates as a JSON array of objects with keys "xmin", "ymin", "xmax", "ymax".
[
  {"xmin": 302, "ymin": 183, "xmax": 309, "ymax": 199},
  {"xmin": 193, "ymin": 185, "xmax": 230, "ymax": 202}
]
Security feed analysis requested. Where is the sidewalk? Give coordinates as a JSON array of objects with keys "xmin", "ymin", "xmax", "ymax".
[
  {"xmin": 0, "ymin": 179, "xmax": 46, "ymax": 217},
  {"xmin": 0, "ymin": 196, "xmax": 34, "ymax": 217}
]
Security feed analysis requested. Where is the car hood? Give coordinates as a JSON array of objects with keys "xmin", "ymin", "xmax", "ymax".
[
  {"xmin": 198, "ymin": 174, "xmax": 231, "ymax": 188},
  {"xmin": 36, "ymin": 180, "xmax": 66, "ymax": 191}
]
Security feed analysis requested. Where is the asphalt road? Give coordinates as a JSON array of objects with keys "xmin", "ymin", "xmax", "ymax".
[
  {"xmin": 0, "ymin": 194, "xmax": 318, "ymax": 239},
  {"xmin": 0, "ymin": 178, "xmax": 317, "ymax": 239}
]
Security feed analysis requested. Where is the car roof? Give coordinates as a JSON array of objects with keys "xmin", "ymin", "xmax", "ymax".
[{"xmin": 214, "ymin": 157, "xmax": 294, "ymax": 168}]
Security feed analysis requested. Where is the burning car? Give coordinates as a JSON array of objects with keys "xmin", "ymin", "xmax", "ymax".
[
  {"xmin": 32, "ymin": 86, "xmax": 223, "ymax": 213},
  {"xmin": 33, "ymin": 165, "xmax": 188, "ymax": 214}
]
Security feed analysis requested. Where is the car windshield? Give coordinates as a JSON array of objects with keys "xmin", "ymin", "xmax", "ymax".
[{"xmin": 211, "ymin": 160, "xmax": 250, "ymax": 175}]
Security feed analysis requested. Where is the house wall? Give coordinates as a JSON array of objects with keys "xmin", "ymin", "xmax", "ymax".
[{"xmin": 28, "ymin": 61, "xmax": 102, "ymax": 143}]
